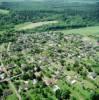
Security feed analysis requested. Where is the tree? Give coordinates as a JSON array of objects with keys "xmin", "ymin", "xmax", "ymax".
[
  {"xmin": 56, "ymin": 89, "xmax": 70, "ymax": 100},
  {"xmin": 0, "ymin": 85, "xmax": 3, "ymax": 97},
  {"xmin": 91, "ymin": 90, "xmax": 99, "ymax": 100}
]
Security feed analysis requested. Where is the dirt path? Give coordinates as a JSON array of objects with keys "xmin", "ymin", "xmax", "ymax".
[
  {"xmin": 1, "ymin": 43, "xmax": 22, "ymax": 100},
  {"xmin": 3, "ymin": 65, "xmax": 22, "ymax": 100}
]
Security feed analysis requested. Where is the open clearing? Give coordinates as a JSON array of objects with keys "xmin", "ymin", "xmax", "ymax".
[
  {"xmin": 0, "ymin": 9, "xmax": 9, "ymax": 14},
  {"xmin": 0, "ymin": 31, "xmax": 4, "ymax": 35},
  {"xmin": 15, "ymin": 20, "xmax": 99, "ymax": 36},
  {"xmin": 15, "ymin": 21, "xmax": 58, "ymax": 31},
  {"xmin": 61, "ymin": 26, "xmax": 99, "ymax": 35}
]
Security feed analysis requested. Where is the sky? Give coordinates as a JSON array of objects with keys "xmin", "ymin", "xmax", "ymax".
[
  {"xmin": 29, "ymin": 0, "xmax": 99, "ymax": 3},
  {"xmin": 0, "ymin": 0, "xmax": 98, "ymax": 3}
]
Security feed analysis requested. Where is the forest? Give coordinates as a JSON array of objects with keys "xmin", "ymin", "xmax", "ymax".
[{"xmin": 0, "ymin": 0, "xmax": 99, "ymax": 31}]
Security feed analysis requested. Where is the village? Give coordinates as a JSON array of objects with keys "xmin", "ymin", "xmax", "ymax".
[{"xmin": 0, "ymin": 32, "xmax": 99, "ymax": 100}]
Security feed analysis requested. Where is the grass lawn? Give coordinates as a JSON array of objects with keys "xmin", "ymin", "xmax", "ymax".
[
  {"xmin": 27, "ymin": 89, "xmax": 47, "ymax": 100},
  {"xmin": 57, "ymin": 80, "xmax": 85, "ymax": 100},
  {"xmin": 27, "ymin": 90, "xmax": 37, "ymax": 100},
  {"xmin": 83, "ymin": 80, "xmax": 96, "ymax": 89},
  {"xmin": 74, "ymin": 82, "xmax": 91, "ymax": 100},
  {"xmin": 0, "ymin": 9, "xmax": 9, "ymax": 14},
  {"xmin": 0, "ymin": 31, "xmax": 5, "ymax": 34},
  {"xmin": 15, "ymin": 21, "xmax": 58, "ymax": 31},
  {"xmin": 57, "ymin": 70, "xmax": 96, "ymax": 100},
  {"xmin": 46, "ymin": 25, "xmax": 99, "ymax": 37},
  {"xmin": 5, "ymin": 94, "xmax": 18, "ymax": 100},
  {"xmin": 94, "ymin": 76, "xmax": 99, "ymax": 86}
]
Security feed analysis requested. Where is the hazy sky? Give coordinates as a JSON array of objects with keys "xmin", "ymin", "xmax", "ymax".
[
  {"xmin": 0, "ymin": 0, "xmax": 98, "ymax": 3},
  {"xmin": 29, "ymin": 0, "xmax": 99, "ymax": 3}
]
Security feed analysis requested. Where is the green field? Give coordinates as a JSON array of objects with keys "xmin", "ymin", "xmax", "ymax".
[
  {"xmin": 15, "ymin": 21, "xmax": 99, "ymax": 36},
  {"xmin": 0, "ymin": 9, "xmax": 9, "ymax": 14},
  {"xmin": 61, "ymin": 26, "xmax": 99, "ymax": 35},
  {"xmin": 15, "ymin": 21, "xmax": 58, "ymax": 31},
  {"xmin": 0, "ymin": 31, "xmax": 4, "ymax": 34}
]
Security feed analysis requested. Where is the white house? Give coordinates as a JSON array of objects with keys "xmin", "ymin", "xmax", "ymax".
[{"xmin": 53, "ymin": 85, "xmax": 60, "ymax": 92}]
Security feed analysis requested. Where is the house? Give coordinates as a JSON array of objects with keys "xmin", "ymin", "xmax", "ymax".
[
  {"xmin": 0, "ymin": 73, "xmax": 5, "ymax": 80},
  {"xmin": 42, "ymin": 77, "xmax": 57, "ymax": 86},
  {"xmin": 23, "ymin": 81, "xmax": 29, "ymax": 90},
  {"xmin": 24, "ymin": 81, "xmax": 29, "ymax": 84},
  {"xmin": 71, "ymin": 80, "xmax": 77, "ymax": 85},
  {"xmin": 32, "ymin": 79, "xmax": 38, "ymax": 85},
  {"xmin": 96, "ymin": 40, "xmax": 99, "ymax": 46},
  {"xmin": 53, "ymin": 85, "xmax": 60, "ymax": 92},
  {"xmin": 0, "ymin": 67, "xmax": 4, "ymax": 73},
  {"xmin": 3, "ymin": 89, "xmax": 13, "ymax": 97},
  {"xmin": 87, "ymin": 72, "xmax": 97, "ymax": 80},
  {"xmin": 66, "ymin": 76, "xmax": 77, "ymax": 85},
  {"xmin": 34, "ymin": 67, "xmax": 37, "ymax": 71},
  {"xmin": 34, "ymin": 72, "xmax": 42, "ymax": 78}
]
